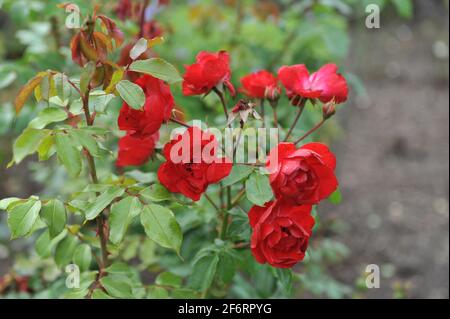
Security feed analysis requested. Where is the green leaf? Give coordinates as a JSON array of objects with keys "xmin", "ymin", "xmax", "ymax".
[
  {"xmin": 222, "ymin": 165, "xmax": 254, "ymax": 187},
  {"xmin": 53, "ymin": 73, "xmax": 72, "ymax": 102},
  {"xmin": 139, "ymin": 184, "xmax": 171, "ymax": 202},
  {"xmin": 147, "ymin": 286, "xmax": 169, "ymax": 299},
  {"xmin": 85, "ymin": 186, "xmax": 125, "ymax": 220},
  {"xmin": 55, "ymin": 132, "xmax": 82, "ymax": 177},
  {"xmin": 40, "ymin": 199, "xmax": 66, "ymax": 238},
  {"xmin": 155, "ymin": 272, "xmax": 182, "ymax": 288},
  {"xmin": 274, "ymin": 268, "xmax": 293, "ymax": 295},
  {"xmin": 189, "ymin": 254, "xmax": 219, "ymax": 293},
  {"xmin": 13, "ymin": 128, "xmax": 50, "ymax": 164},
  {"xmin": 216, "ymin": 252, "xmax": 236, "ymax": 285},
  {"xmin": 109, "ymin": 196, "xmax": 142, "ymax": 245},
  {"xmin": 171, "ymin": 288, "xmax": 198, "ymax": 299},
  {"xmin": 54, "ymin": 235, "xmax": 79, "ymax": 267},
  {"xmin": 116, "ymin": 80, "xmax": 145, "ymax": 110},
  {"xmin": 91, "ymin": 289, "xmax": 114, "ymax": 299},
  {"xmin": 228, "ymin": 208, "xmax": 251, "ymax": 241},
  {"xmin": 140, "ymin": 204, "xmax": 183, "ymax": 253},
  {"xmin": 100, "ymin": 275, "xmax": 134, "ymax": 299},
  {"xmin": 129, "ymin": 58, "xmax": 182, "ymax": 84},
  {"xmin": 129, "ymin": 38, "xmax": 148, "ymax": 60},
  {"xmin": 105, "ymin": 69, "xmax": 125, "ymax": 94},
  {"xmin": 245, "ymin": 173, "xmax": 273, "ymax": 206},
  {"xmin": 7, "ymin": 199, "xmax": 41, "ymax": 239},
  {"xmin": 328, "ymin": 188, "xmax": 342, "ymax": 205},
  {"xmin": 80, "ymin": 62, "xmax": 96, "ymax": 94},
  {"xmin": 37, "ymin": 134, "xmax": 55, "ymax": 161},
  {"xmin": 70, "ymin": 129, "xmax": 101, "ymax": 157},
  {"xmin": 35, "ymin": 229, "xmax": 67, "ymax": 258},
  {"xmin": 0, "ymin": 197, "xmax": 21, "ymax": 211},
  {"xmin": 28, "ymin": 107, "xmax": 68, "ymax": 129},
  {"xmin": 73, "ymin": 244, "xmax": 92, "ymax": 272}
]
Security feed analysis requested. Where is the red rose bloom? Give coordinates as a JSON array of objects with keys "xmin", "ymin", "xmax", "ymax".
[
  {"xmin": 116, "ymin": 132, "xmax": 159, "ymax": 167},
  {"xmin": 118, "ymin": 74, "xmax": 174, "ymax": 136},
  {"xmin": 240, "ymin": 70, "xmax": 280, "ymax": 100},
  {"xmin": 249, "ymin": 199, "xmax": 315, "ymax": 268},
  {"xmin": 182, "ymin": 51, "xmax": 235, "ymax": 96},
  {"xmin": 278, "ymin": 64, "xmax": 348, "ymax": 104},
  {"xmin": 267, "ymin": 142, "xmax": 338, "ymax": 205},
  {"xmin": 158, "ymin": 127, "xmax": 232, "ymax": 201}
]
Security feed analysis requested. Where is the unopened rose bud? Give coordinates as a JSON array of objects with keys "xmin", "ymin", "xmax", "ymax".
[
  {"xmin": 322, "ymin": 101, "xmax": 336, "ymax": 120},
  {"xmin": 265, "ymin": 86, "xmax": 280, "ymax": 102}
]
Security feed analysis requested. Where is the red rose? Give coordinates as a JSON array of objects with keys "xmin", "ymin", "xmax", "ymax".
[
  {"xmin": 157, "ymin": 126, "xmax": 232, "ymax": 201},
  {"xmin": 116, "ymin": 132, "xmax": 159, "ymax": 167},
  {"xmin": 267, "ymin": 142, "xmax": 338, "ymax": 205},
  {"xmin": 182, "ymin": 51, "xmax": 235, "ymax": 96},
  {"xmin": 278, "ymin": 64, "xmax": 348, "ymax": 104},
  {"xmin": 240, "ymin": 70, "xmax": 280, "ymax": 100},
  {"xmin": 249, "ymin": 199, "xmax": 315, "ymax": 268},
  {"xmin": 118, "ymin": 74, "xmax": 174, "ymax": 136}
]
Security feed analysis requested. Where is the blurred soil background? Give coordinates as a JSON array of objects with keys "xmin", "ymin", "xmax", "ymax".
[{"xmin": 326, "ymin": 0, "xmax": 449, "ymax": 298}]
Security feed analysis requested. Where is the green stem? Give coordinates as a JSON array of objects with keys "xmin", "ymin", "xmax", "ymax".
[
  {"xmin": 213, "ymin": 88, "xmax": 230, "ymax": 125},
  {"xmin": 204, "ymin": 193, "xmax": 220, "ymax": 212},
  {"xmin": 260, "ymin": 99, "xmax": 266, "ymax": 127},
  {"xmin": 284, "ymin": 99, "xmax": 306, "ymax": 142},
  {"xmin": 79, "ymin": 85, "xmax": 109, "ymax": 270},
  {"xmin": 294, "ymin": 119, "xmax": 326, "ymax": 145}
]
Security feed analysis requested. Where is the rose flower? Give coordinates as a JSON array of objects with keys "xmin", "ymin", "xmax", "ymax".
[
  {"xmin": 267, "ymin": 142, "xmax": 338, "ymax": 205},
  {"xmin": 278, "ymin": 64, "xmax": 348, "ymax": 105},
  {"xmin": 182, "ymin": 51, "xmax": 235, "ymax": 96},
  {"xmin": 158, "ymin": 126, "xmax": 232, "ymax": 201},
  {"xmin": 249, "ymin": 199, "xmax": 315, "ymax": 268}
]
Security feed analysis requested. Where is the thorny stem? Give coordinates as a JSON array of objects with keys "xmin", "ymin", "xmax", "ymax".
[
  {"xmin": 294, "ymin": 119, "xmax": 326, "ymax": 145},
  {"xmin": 213, "ymin": 87, "xmax": 234, "ymax": 241},
  {"xmin": 283, "ymin": 99, "xmax": 306, "ymax": 142},
  {"xmin": 77, "ymin": 83, "xmax": 109, "ymax": 271}
]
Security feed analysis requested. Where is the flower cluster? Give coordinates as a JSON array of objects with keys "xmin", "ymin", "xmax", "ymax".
[
  {"xmin": 238, "ymin": 64, "xmax": 347, "ymax": 268},
  {"xmin": 250, "ymin": 142, "xmax": 338, "ymax": 268},
  {"xmin": 116, "ymin": 48, "xmax": 348, "ymax": 269}
]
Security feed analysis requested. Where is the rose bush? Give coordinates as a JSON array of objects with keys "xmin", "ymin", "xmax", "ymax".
[{"xmin": 0, "ymin": 0, "xmax": 384, "ymax": 299}]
